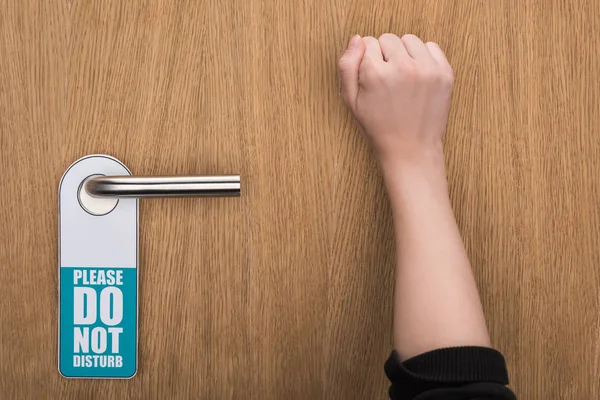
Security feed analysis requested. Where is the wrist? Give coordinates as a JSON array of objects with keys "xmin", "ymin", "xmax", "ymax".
[
  {"xmin": 378, "ymin": 144, "xmax": 449, "ymax": 203},
  {"xmin": 378, "ymin": 142, "xmax": 446, "ymax": 180},
  {"xmin": 376, "ymin": 137, "xmax": 444, "ymax": 166}
]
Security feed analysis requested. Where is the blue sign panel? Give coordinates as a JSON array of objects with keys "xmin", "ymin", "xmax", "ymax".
[{"xmin": 59, "ymin": 266, "xmax": 137, "ymax": 378}]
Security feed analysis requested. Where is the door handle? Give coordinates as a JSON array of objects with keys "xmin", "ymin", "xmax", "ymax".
[{"xmin": 85, "ymin": 175, "xmax": 241, "ymax": 198}]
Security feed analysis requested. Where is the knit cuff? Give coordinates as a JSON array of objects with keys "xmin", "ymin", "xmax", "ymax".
[{"xmin": 385, "ymin": 346, "xmax": 510, "ymax": 385}]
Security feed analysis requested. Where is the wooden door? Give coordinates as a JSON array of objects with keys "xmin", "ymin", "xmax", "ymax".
[{"xmin": 1, "ymin": 0, "xmax": 599, "ymax": 399}]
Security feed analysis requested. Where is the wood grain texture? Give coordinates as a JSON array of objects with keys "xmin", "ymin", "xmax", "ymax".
[
  {"xmin": 475, "ymin": 1, "xmax": 600, "ymax": 398},
  {"xmin": 0, "ymin": 0, "xmax": 599, "ymax": 399}
]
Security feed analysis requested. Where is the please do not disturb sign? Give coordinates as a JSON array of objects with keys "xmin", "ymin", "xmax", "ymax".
[
  {"xmin": 59, "ymin": 155, "xmax": 138, "ymax": 379},
  {"xmin": 59, "ymin": 267, "xmax": 137, "ymax": 377}
]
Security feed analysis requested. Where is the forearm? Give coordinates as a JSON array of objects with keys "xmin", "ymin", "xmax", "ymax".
[
  {"xmin": 339, "ymin": 34, "xmax": 514, "ymax": 399},
  {"xmin": 381, "ymin": 151, "xmax": 491, "ymax": 361}
]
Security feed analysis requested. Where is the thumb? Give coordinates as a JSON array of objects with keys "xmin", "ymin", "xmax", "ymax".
[{"xmin": 338, "ymin": 35, "xmax": 365, "ymax": 109}]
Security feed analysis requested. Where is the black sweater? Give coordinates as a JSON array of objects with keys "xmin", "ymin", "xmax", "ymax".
[{"xmin": 385, "ymin": 347, "xmax": 516, "ymax": 399}]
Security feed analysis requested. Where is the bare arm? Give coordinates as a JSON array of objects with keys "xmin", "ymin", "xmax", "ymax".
[{"xmin": 339, "ymin": 34, "xmax": 490, "ymax": 361}]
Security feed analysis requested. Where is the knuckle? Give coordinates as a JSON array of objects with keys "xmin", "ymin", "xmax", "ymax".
[
  {"xmin": 413, "ymin": 64, "xmax": 435, "ymax": 80},
  {"xmin": 398, "ymin": 61, "xmax": 418, "ymax": 78},
  {"xmin": 434, "ymin": 71, "xmax": 454, "ymax": 90},
  {"xmin": 362, "ymin": 35, "xmax": 377, "ymax": 43},
  {"xmin": 360, "ymin": 61, "xmax": 385, "ymax": 82},
  {"xmin": 446, "ymin": 69, "xmax": 455, "ymax": 86},
  {"xmin": 401, "ymin": 33, "xmax": 419, "ymax": 42},
  {"xmin": 430, "ymin": 69, "xmax": 446, "ymax": 84},
  {"xmin": 424, "ymin": 70, "xmax": 440, "ymax": 83},
  {"xmin": 441, "ymin": 65, "xmax": 455, "ymax": 86},
  {"xmin": 378, "ymin": 33, "xmax": 399, "ymax": 41},
  {"xmin": 360, "ymin": 58, "xmax": 377, "ymax": 72}
]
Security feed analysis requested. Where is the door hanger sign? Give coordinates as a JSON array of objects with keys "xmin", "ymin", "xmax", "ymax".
[{"xmin": 58, "ymin": 155, "xmax": 138, "ymax": 379}]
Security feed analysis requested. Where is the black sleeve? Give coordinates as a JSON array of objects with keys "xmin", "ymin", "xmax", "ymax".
[{"xmin": 385, "ymin": 347, "xmax": 517, "ymax": 400}]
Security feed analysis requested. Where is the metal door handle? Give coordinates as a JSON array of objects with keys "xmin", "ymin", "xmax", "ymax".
[{"xmin": 85, "ymin": 175, "xmax": 240, "ymax": 198}]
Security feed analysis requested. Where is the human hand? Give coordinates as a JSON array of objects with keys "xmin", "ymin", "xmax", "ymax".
[{"xmin": 338, "ymin": 34, "xmax": 454, "ymax": 168}]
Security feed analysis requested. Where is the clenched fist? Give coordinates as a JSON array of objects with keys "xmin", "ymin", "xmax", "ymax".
[{"xmin": 338, "ymin": 34, "xmax": 454, "ymax": 166}]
